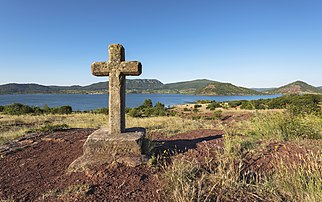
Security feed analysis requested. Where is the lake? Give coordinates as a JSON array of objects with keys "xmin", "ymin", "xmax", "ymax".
[{"xmin": 0, "ymin": 94, "xmax": 281, "ymax": 111}]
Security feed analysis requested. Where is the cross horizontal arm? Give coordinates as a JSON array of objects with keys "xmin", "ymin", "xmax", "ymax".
[
  {"xmin": 91, "ymin": 61, "xmax": 142, "ymax": 76},
  {"xmin": 120, "ymin": 61, "xmax": 142, "ymax": 76},
  {"xmin": 91, "ymin": 62, "xmax": 109, "ymax": 76}
]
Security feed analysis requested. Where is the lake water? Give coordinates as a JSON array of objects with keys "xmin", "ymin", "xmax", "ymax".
[{"xmin": 0, "ymin": 94, "xmax": 281, "ymax": 111}]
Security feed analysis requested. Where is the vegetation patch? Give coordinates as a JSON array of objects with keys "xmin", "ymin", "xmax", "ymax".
[
  {"xmin": 1, "ymin": 103, "xmax": 72, "ymax": 115},
  {"xmin": 127, "ymin": 99, "xmax": 174, "ymax": 118},
  {"xmin": 26, "ymin": 124, "xmax": 70, "ymax": 134}
]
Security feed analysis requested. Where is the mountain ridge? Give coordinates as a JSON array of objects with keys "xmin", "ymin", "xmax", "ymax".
[{"xmin": 0, "ymin": 79, "xmax": 321, "ymax": 95}]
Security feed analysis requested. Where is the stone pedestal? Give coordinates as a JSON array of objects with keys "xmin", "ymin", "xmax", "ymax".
[{"xmin": 68, "ymin": 127, "xmax": 146, "ymax": 172}]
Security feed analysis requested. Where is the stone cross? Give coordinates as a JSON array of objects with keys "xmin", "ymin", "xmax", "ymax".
[{"xmin": 91, "ymin": 44, "xmax": 142, "ymax": 134}]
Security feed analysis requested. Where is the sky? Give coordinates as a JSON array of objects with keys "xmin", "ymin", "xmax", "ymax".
[{"xmin": 0, "ymin": 0, "xmax": 321, "ymax": 88}]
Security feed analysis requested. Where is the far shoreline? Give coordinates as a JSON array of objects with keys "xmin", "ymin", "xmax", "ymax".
[{"xmin": 0, "ymin": 93, "xmax": 282, "ymax": 111}]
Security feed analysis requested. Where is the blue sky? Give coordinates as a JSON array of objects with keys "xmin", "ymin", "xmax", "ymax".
[{"xmin": 0, "ymin": 0, "xmax": 321, "ymax": 88}]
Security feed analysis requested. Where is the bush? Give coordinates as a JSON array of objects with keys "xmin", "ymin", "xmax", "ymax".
[
  {"xmin": 127, "ymin": 100, "xmax": 169, "ymax": 118},
  {"xmin": 1, "ymin": 103, "xmax": 73, "ymax": 115},
  {"xmin": 155, "ymin": 102, "xmax": 165, "ymax": 109},
  {"xmin": 228, "ymin": 100, "xmax": 243, "ymax": 108},
  {"xmin": 128, "ymin": 108, "xmax": 142, "ymax": 117},
  {"xmin": 240, "ymin": 101, "xmax": 254, "ymax": 110},
  {"xmin": 206, "ymin": 102, "xmax": 221, "ymax": 110},
  {"xmin": 32, "ymin": 106, "xmax": 44, "ymax": 115},
  {"xmin": 51, "ymin": 106, "xmax": 73, "ymax": 114},
  {"xmin": 183, "ymin": 108, "xmax": 190, "ymax": 111},
  {"xmin": 0, "ymin": 106, "xmax": 4, "ymax": 112},
  {"xmin": 196, "ymin": 99, "xmax": 212, "ymax": 104},
  {"xmin": 211, "ymin": 110, "xmax": 222, "ymax": 120},
  {"xmin": 91, "ymin": 107, "xmax": 109, "ymax": 114},
  {"xmin": 194, "ymin": 104, "xmax": 202, "ymax": 109},
  {"xmin": 3, "ymin": 103, "xmax": 34, "ymax": 115},
  {"xmin": 142, "ymin": 99, "xmax": 153, "ymax": 108}
]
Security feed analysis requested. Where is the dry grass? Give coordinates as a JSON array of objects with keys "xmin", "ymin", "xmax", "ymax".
[
  {"xmin": 0, "ymin": 113, "xmax": 108, "ymax": 144},
  {"xmin": 0, "ymin": 113, "xmax": 216, "ymax": 144},
  {"xmin": 163, "ymin": 134, "xmax": 322, "ymax": 202},
  {"xmin": 161, "ymin": 111, "xmax": 322, "ymax": 202},
  {"xmin": 127, "ymin": 116, "xmax": 215, "ymax": 137}
]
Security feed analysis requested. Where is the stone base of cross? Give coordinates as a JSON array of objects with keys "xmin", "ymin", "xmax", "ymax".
[{"xmin": 69, "ymin": 44, "xmax": 146, "ymax": 171}]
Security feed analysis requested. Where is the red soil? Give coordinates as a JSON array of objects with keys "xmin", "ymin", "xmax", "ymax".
[{"xmin": 0, "ymin": 128, "xmax": 318, "ymax": 201}]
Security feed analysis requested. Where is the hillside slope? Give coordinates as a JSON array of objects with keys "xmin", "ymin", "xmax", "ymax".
[
  {"xmin": 0, "ymin": 83, "xmax": 53, "ymax": 94},
  {"xmin": 196, "ymin": 81, "xmax": 261, "ymax": 95},
  {"xmin": 163, "ymin": 79, "xmax": 214, "ymax": 94},
  {"xmin": 267, "ymin": 81, "xmax": 322, "ymax": 94},
  {"xmin": 0, "ymin": 79, "xmax": 164, "ymax": 94}
]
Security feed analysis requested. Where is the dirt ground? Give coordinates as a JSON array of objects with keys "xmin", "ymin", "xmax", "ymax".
[
  {"xmin": 0, "ymin": 129, "xmax": 220, "ymax": 201},
  {"xmin": 0, "ymin": 127, "xmax": 318, "ymax": 201},
  {"xmin": 0, "ymin": 129, "xmax": 165, "ymax": 201}
]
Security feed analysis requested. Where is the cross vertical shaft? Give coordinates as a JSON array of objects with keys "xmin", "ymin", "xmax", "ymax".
[{"xmin": 108, "ymin": 72, "xmax": 126, "ymax": 134}]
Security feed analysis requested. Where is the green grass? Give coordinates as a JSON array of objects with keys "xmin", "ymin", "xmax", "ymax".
[
  {"xmin": 1, "ymin": 108, "xmax": 321, "ymax": 201},
  {"xmin": 243, "ymin": 112, "xmax": 322, "ymax": 141},
  {"xmin": 162, "ymin": 112, "xmax": 322, "ymax": 202}
]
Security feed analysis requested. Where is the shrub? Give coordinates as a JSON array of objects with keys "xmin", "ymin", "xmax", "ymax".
[
  {"xmin": 211, "ymin": 110, "xmax": 222, "ymax": 120},
  {"xmin": 228, "ymin": 100, "xmax": 243, "ymax": 108},
  {"xmin": 43, "ymin": 104, "xmax": 51, "ymax": 113},
  {"xmin": 0, "ymin": 106, "xmax": 4, "ymax": 112},
  {"xmin": 196, "ymin": 99, "xmax": 212, "ymax": 104},
  {"xmin": 240, "ymin": 101, "xmax": 254, "ymax": 110},
  {"xmin": 91, "ymin": 107, "xmax": 109, "ymax": 114},
  {"xmin": 2, "ymin": 103, "xmax": 74, "ymax": 115},
  {"xmin": 52, "ymin": 106, "xmax": 73, "ymax": 114},
  {"xmin": 206, "ymin": 102, "xmax": 221, "ymax": 110},
  {"xmin": 127, "ymin": 100, "xmax": 169, "ymax": 118},
  {"xmin": 194, "ymin": 104, "xmax": 202, "ymax": 109},
  {"xmin": 128, "ymin": 108, "xmax": 142, "ymax": 117},
  {"xmin": 154, "ymin": 102, "xmax": 165, "ymax": 109},
  {"xmin": 3, "ymin": 103, "xmax": 34, "ymax": 115},
  {"xmin": 192, "ymin": 108, "xmax": 199, "ymax": 113},
  {"xmin": 141, "ymin": 99, "xmax": 153, "ymax": 108}
]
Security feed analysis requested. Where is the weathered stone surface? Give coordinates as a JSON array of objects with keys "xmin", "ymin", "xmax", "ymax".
[
  {"xmin": 68, "ymin": 128, "xmax": 146, "ymax": 172},
  {"xmin": 69, "ymin": 44, "xmax": 145, "ymax": 171},
  {"xmin": 91, "ymin": 44, "xmax": 142, "ymax": 134}
]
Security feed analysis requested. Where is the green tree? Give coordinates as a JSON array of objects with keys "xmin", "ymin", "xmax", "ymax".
[
  {"xmin": 155, "ymin": 102, "xmax": 165, "ymax": 109},
  {"xmin": 128, "ymin": 108, "xmax": 141, "ymax": 117},
  {"xmin": 141, "ymin": 99, "xmax": 153, "ymax": 108}
]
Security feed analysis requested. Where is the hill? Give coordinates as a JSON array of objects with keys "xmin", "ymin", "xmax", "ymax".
[
  {"xmin": 0, "ymin": 79, "xmax": 164, "ymax": 94},
  {"xmin": 195, "ymin": 81, "xmax": 261, "ymax": 95},
  {"xmin": 0, "ymin": 83, "xmax": 53, "ymax": 94},
  {"xmin": 81, "ymin": 79, "xmax": 164, "ymax": 92},
  {"xmin": 0, "ymin": 79, "xmax": 264, "ymax": 95},
  {"xmin": 267, "ymin": 81, "xmax": 322, "ymax": 94},
  {"xmin": 163, "ymin": 79, "xmax": 214, "ymax": 94}
]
